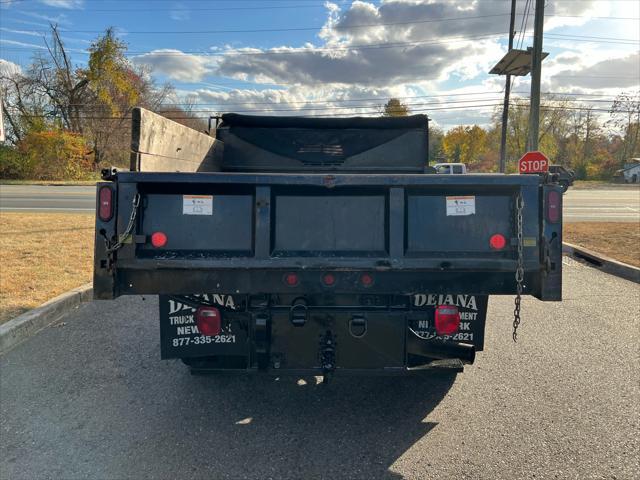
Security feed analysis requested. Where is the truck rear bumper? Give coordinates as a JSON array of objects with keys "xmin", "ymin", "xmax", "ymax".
[{"xmin": 159, "ymin": 294, "xmax": 487, "ymax": 375}]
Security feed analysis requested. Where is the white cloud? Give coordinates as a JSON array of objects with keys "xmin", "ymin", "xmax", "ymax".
[
  {"xmin": 131, "ymin": 50, "xmax": 217, "ymax": 82},
  {"xmin": 169, "ymin": 3, "xmax": 190, "ymax": 21},
  {"xmin": 549, "ymin": 52, "xmax": 640, "ymax": 90},
  {"xmin": 133, "ymin": 0, "xmax": 634, "ymax": 129},
  {"xmin": 19, "ymin": 11, "xmax": 71, "ymax": 25},
  {"xmin": 0, "ymin": 27, "xmax": 43, "ymax": 37},
  {"xmin": 0, "ymin": 38, "xmax": 46, "ymax": 50},
  {"xmin": 39, "ymin": 0, "xmax": 84, "ymax": 9},
  {"xmin": 0, "ymin": 59, "xmax": 23, "ymax": 77},
  {"xmin": 214, "ymin": 0, "xmax": 605, "ymax": 87}
]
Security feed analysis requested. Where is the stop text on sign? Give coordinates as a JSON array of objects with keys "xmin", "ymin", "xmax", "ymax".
[{"xmin": 519, "ymin": 151, "xmax": 549, "ymax": 174}]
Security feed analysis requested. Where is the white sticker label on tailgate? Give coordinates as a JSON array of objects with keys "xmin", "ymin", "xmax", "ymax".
[
  {"xmin": 183, "ymin": 195, "xmax": 213, "ymax": 215},
  {"xmin": 446, "ymin": 195, "xmax": 475, "ymax": 216}
]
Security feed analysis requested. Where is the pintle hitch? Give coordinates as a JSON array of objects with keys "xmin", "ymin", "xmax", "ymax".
[{"xmin": 319, "ymin": 330, "xmax": 336, "ymax": 383}]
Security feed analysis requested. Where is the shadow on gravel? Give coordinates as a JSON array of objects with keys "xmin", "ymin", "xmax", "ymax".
[{"xmin": 154, "ymin": 370, "xmax": 457, "ymax": 479}]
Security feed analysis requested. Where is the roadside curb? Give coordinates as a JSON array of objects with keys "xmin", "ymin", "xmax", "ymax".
[
  {"xmin": 563, "ymin": 242, "xmax": 640, "ymax": 284},
  {"xmin": 0, "ymin": 283, "xmax": 93, "ymax": 355}
]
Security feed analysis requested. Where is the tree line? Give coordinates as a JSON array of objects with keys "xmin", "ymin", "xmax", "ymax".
[{"xmin": 383, "ymin": 94, "xmax": 640, "ymax": 179}]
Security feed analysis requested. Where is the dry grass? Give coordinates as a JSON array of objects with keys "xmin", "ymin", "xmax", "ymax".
[
  {"xmin": 564, "ymin": 222, "xmax": 640, "ymax": 267},
  {"xmin": 0, "ymin": 213, "xmax": 94, "ymax": 324}
]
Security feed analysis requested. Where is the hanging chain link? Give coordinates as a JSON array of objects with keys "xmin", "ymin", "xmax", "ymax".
[
  {"xmin": 513, "ymin": 192, "xmax": 525, "ymax": 342},
  {"xmin": 105, "ymin": 193, "xmax": 141, "ymax": 254}
]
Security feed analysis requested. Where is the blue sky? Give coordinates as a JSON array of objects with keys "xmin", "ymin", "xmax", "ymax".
[{"xmin": 0, "ymin": 0, "xmax": 638, "ymax": 129}]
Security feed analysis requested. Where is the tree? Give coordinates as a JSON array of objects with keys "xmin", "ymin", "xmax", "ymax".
[
  {"xmin": 607, "ymin": 91, "xmax": 640, "ymax": 165},
  {"xmin": 81, "ymin": 28, "xmax": 172, "ymax": 165},
  {"xmin": 428, "ymin": 125, "xmax": 444, "ymax": 162},
  {"xmin": 0, "ymin": 24, "xmax": 172, "ymax": 173},
  {"xmin": 442, "ymin": 125, "xmax": 487, "ymax": 166},
  {"xmin": 382, "ymin": 98, "xmax": 410, "ymax": 117}
]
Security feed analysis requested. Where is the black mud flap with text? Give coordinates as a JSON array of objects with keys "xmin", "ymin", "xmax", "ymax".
[
  {"xmin": 408, "ymin": 294, "xmax": 489, "ymax": 351},
  {"xmin": 159, "ymin": 294, "xmax": 249, "ymax": 359}
]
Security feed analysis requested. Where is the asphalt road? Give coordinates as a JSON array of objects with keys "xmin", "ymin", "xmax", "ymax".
[
  {"xmin": 1, "ymin": 184, "xmax": 639, "ymax": 222},
  {"xmin": 0, "ymin": 185, "xmax": 95, "ymax": 213},
  {"xmin": 1, "ymin": 258, "xmax": 638, "ymax": 479}
]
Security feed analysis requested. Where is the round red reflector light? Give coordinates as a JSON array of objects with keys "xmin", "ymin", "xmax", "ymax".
[
  {"xmin": 489, "ymin": 233, "xmax": 507, "ymax": 250},
  {"xmin": 151, "ymin": 231, "xmax": 168, "ymax": 248},
  {"xmin": 284, "ymin": 272, "xmax": 299, "ymax": 287},
  {"xmin": 360, "ymin": 273, "xmax": 374, "ymax": 287},
  {"xmin": 322, "ymin": 273, "xmax": 336, "ymax": 286}
]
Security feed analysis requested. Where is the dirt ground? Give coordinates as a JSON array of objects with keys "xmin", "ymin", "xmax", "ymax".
[
  {"xmin": 564, "ymin": 222, "xmax": 640, "ymax": 267},
  {"xmin": 0, "ymin": 213, "xmax": 94, "ymax": 324}
]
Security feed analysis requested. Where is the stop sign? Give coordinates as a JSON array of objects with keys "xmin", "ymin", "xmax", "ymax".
[{"xmin": 519, "ymin": 151, "xmax": 549, "ymax": 174}]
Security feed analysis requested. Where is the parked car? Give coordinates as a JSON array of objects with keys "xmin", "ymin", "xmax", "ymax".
[
  {"xmin": 433, "ymin": 162, "xmax": 467, "ymax": 174},
  {"xmin": 548, "ymin": 165, "xmax": 575, "ymax": 192}
]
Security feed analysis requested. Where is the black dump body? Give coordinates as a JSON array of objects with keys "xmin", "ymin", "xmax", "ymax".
[
  {"xmin": 216, "ymin": 113, "xmax": 429, "ymax": 173},
  {"xmin": 95, "ymin": 113, "xmax": 563, "ymax": 376}
]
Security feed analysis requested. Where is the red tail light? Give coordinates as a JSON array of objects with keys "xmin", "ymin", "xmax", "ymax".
[
  {"xmin": 196, "ymin": 306, "xmax": 221, "ymax": 336},
  {"xmin": 489, "ymin": 233, "xmax": 507, "ymax": 250},
  {"xmin": 98, "ymin": 186, "xmax": 113, "ymax": 221},
  {"xmin": 284, "ymin": 272, "xmax": 299, "ymax": 287},
  {"xmin": 360, "ymin": 273, "xmax": 374, "ymax": 287},
  {"xmin": 547, "ymin": 190, "xmax": 561, "ymax": 223},
  {"xmin": 151, "ymin": 231, "xmax": 168, "ymax": 248},
  {"xmin": 434, "ymin": 305, "xmax": 461, "ymax": 336},
  {"xmin": 322, "ymin": 273, "xmax": 336, "ymax": 286}
]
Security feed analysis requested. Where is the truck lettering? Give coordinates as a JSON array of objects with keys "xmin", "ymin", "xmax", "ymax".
[
  {"xmin": 168, "ymin": 300, "xmax": 195, "ymax": 315},
  {"xmin": 168, "ymin": 294, "xmax": 236, "ymax": 316},
  {"xmin": 413, "ymin": 294, "xmax": 477, "ymax": 310},
  {"xmin": 176, "ymin": 325, "xmax": 200, "ymax": 335},
  {"xmin": 169, "ymin": 315, "xmax": 194, "ymax": 325}
]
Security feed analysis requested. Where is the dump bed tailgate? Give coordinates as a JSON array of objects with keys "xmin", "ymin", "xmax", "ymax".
[{"xmin": 94, "ymin": 172, "xmax": 562, "ymax": 300}]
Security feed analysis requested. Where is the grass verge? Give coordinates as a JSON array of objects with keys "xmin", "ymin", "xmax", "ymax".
[
  {"xmin": 0, "ymin": 213, "xmax": 94, "ymax": 324},
  {"xmin": 564, "ymin": 222, "xmax": 640, "ymax": 267}
]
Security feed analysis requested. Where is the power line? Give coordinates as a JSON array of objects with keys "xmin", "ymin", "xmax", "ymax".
[
  {"xmin": 2, "ymin": 31, "xmax": 636, "ymax": 59},
  {"xmin": 7, "ymin": 97, "xmax": 630, "ymax": 118},
  {"xmin": 60, "ymin": 95, "xmax": 624, "ymax": 110},
  {"xmin": 34, "ymin": 91, "xmax": 628, "ymax": 109}
]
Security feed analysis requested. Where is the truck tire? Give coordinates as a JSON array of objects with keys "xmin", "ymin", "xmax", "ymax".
[{"xmin": 559, "ymin": 180, "xmax": 569, "ymax": 193}]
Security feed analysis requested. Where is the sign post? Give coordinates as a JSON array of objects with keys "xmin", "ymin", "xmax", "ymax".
[{"xmin": 518, "ymin": 151, "xmax": 549, "ymax": 174}]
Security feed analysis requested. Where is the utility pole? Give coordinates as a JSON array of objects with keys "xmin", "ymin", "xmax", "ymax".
[
  {"xmin": 498, "ymin": 0, "xmax": 517, "ymax": 173},
  {"xmin": 528, "ymin": 0, "xmax": 545, "ymax": 151}
]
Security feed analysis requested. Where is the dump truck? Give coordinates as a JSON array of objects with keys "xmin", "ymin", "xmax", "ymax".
[{"xmin": 94, "ymin": 108, "xmax": 563, "ymax": 379}]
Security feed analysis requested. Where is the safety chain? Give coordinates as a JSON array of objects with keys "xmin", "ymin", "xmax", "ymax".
[
  {"xmin": 104, "ymin": 193, "xmax": 141, "ymax": 254},
  {"xmin": 513, "ymin": 192, "xmax": 525, "ymax": 342}
]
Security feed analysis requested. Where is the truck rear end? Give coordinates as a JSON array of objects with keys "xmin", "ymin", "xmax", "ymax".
[{"xmin": 94, "ymin": 110, "xmax": 563, "ymax": 378}]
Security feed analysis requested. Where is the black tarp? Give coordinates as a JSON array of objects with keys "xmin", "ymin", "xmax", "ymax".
[{"xmin": 216, "ymin": 114, "xmax": 429, "ymax": 173}]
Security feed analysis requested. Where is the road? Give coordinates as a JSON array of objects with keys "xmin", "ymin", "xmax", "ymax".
[
  {"xmin": 1, "ymin": 258, "xmax": 638, "ymax": 479},
  {"xmin": 0, "ymin": 185, "xmax": 95, "ymax": 213},
  {"xmin": 1, "ymin": 184, "xmax": 639, "ymax": 222}
]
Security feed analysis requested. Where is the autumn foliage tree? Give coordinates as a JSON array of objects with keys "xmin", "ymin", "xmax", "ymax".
[
  {"xmin": 382, "ymin": 98, "xmax": 410, "ymax": 117},
  {"xmin": 0, "ymin": 24, "xmax": 171, "ymax": 178}
]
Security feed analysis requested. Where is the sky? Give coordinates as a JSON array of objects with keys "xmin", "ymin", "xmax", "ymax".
[{"xmin": 0, "ymin": 0, "xmax": 638, "ymax": 130}]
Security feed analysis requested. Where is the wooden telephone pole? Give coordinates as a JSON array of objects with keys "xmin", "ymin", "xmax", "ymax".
[
  {"xmin": 498, "ymin": 0, "xmax": 517, "ymax": 173},
  {"xmin": 528, "ymin": 0, "xmax": 545, "ymax": 151}
]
